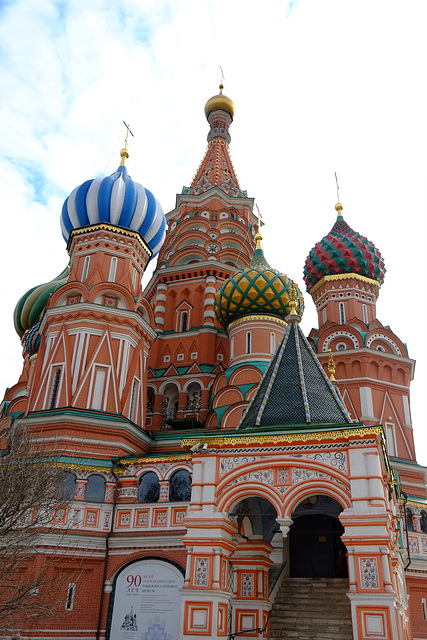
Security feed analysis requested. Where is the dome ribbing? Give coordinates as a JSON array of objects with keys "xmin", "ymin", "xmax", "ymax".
[
  {"xmin": 60, "ymin": 163, "xmax": 166, "ymax": 257},
  {"xmin": 304, "ymin": 206, "xmax": 386, "ymax": 291}
]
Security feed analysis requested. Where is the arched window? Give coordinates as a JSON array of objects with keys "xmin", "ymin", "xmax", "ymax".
[
  {"xmin": 60, "ymin": 472, "xmax": 76, "ymax": 500},
  {"xmin": 169, "ymin": 470, "xmax": 192, "ymax": 502},
  {"xmin": 246, "ymin": 332, "xmax": 251, "ymax": 354},
  {"xmin": 138, "ymin": 472, "xmax": 160, "ymax": 503},
  {"xmin": 147, "ymin": 387, "xmax": 155, "ymax": 413},
  {"xmin": 230, "ymin": 337, "xmax": 234, "ymax": 360},
  {"xmin": 162, "ymin": 384, "xmax": 179, "ymax": 421},
  {"xmin": 406, "ymin": 507, "xmax": 414, "ymax": 532},
  {"xmin": 186, "ymin": 383, "xmax": 201, "ymax": 412},
  {"xmin": 420, "ymin": 510, "xmax": 427, "ymax": 533},
  {"xmin": 339, "ymin": 302, "xmax": 346, "ymax": 325},
  {"xmin": 85, "ymin": 475, "xmax": 105, "ymax": 502},
  {"xmin": 270, "ymin": 332, "xmax": 275, "ymax": 355}
]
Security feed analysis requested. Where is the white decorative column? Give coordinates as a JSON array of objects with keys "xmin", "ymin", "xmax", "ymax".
[
  {"xmin": 154, "ymin": 283, "xmax": 167, "ymax": 332},
  {"xmin": 204, "ymin": 276, "xmax": 217, "ymax": 326}
]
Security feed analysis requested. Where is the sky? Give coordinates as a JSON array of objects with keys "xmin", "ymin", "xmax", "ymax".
[{"xmin": 0, "ymin": 0, "xmax": 426, "ymax": 464}]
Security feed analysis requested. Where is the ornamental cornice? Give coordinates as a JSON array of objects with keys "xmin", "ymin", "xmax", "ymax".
[
  {"xmin": 41, "ymin": 306, "xmax": 157, "ymax": 341},
  {"xmin": 69, "ymin": 223, "xmax": 151, "ymax": 256},
  {"xmin": 182, "ymin": 426, "xmax": 383, "ymax": 448},
  {"xmin": 52, "ymin": 461, "xmax": 123, "ymax": 475},
  {"xmin": 120, "ymin": 454, "xmax": 192, "ymax": 465},
  {"xmin": 309, "ymin": 273, "xmax": 379, "ymax": 295},
  {"xmin": 228, "ymin": 314, "xmax": 288, "ymax": 330}
]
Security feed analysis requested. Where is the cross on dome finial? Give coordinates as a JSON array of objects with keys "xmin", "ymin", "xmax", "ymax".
[
  {"xmin": 255, "ymin": 204, "xmax": 263, "ymax": 249},
  {"xmin": 334, "ymin": 172, "xmax": 343, "ymax": 217},
  {"xmin": 120, "ymin": 121, "xmax": 134, "ymax": 166}
]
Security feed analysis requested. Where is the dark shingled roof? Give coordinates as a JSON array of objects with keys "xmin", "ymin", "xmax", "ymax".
[{"xmin": 238, "ymin": 321, "xmax": 352, "ymax": 429}]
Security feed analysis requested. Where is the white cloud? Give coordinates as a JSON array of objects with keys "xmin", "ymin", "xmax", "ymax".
[{"xmin": 0, "ymin": 0, "xmax": 426, "ymax": 462}]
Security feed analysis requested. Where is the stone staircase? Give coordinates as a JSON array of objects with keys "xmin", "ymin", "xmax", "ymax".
[{"xmin": 269, "ymin": 577, "xmax": 353, "ymax": 640}]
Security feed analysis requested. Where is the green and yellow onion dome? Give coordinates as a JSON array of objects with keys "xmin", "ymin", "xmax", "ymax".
[
  {"xmin": 14, "ymin": 266, "xmax": 70, "ymax": 350},
  {"xmin": 214, "ymin": 233, "xmax": 304, "ymax": 328}
]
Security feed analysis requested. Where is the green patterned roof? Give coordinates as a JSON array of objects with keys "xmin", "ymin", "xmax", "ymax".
[{"xmin": 215, "ymin": 245, "xmax": 304, "ymax": 328}]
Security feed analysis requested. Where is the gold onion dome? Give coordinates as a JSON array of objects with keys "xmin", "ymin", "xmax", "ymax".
[
  {"xmin": 204, "ymin": 84, "xmax": 235, "ymax": 120},
  {"xmin": 214, "ymin": 232, "xmax": 304, "ymax": 328}
]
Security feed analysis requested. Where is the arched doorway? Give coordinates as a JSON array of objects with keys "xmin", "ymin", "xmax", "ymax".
[{"xmin": 289, "ymin": 494, "xmax": 347, "ymax": 578}]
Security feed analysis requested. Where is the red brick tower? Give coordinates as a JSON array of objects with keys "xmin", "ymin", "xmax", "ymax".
[
  {"xmin": 143, "ymin": 85, "xmax": 259, "ymax": 431},
  {"xmin": 304, "ymin": 200, "xmax": 427, "ymax": 637}
]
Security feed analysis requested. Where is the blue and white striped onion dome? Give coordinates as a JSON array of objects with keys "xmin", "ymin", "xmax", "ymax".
[{"xmin": 60, "ymin": 162, "xmax": 166, "ymax": 257}]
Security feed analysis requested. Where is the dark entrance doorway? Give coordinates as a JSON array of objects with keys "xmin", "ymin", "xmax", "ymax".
[{"xmin": 289, "ymin": 496, "xmax": 347, "ymax": 578}]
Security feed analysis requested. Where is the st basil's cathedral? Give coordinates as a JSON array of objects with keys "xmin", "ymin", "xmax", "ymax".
[{"xmin": 2, "ymin": 86, "xmax": 427, "ymax": 640}]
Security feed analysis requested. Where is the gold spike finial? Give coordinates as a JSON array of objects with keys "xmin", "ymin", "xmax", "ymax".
[
  {"xmin": 288, "ymin": 282, "xmax": 298, "ymax": 316},
  {"xmin": 328, "ymin": 349, "xmax": 336, "ymax": 382}
]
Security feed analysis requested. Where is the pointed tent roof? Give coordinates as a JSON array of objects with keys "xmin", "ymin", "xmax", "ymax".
[
  {"xmin": 238, "ymin": 320, "xmax": 352, "ymax": 429},
  {"xmin": 183, "ymin": 85, "xmax": 246, "ymax": 198}
]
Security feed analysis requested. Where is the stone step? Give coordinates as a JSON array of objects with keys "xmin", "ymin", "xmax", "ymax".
[{"xmin": 268, "ymin": 577, "xmax": 353, "ymax": 640}]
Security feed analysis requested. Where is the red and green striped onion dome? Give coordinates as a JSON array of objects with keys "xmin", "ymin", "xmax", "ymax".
[
  {"xmin": 215, "ymin": 234, "xmax": 304, "ymax": 328},
  {"xmin": 303, "ymin": 204, "xmax": 386, "ymax": 291},
  {"xmin": 14, "ymin": 266, "xmax": 70, "ymax": 354}
]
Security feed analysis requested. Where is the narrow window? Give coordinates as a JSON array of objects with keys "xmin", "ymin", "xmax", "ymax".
[
  {"xmin": 132, "ymin": 268, "xmax": 137, "ymax": 289},
  {"xmin": 108, "ymin": 257, "xmax": 118, "ymax": 282},
  {"xmin": 322, "ymin": 308, "xmax": 327, "ymax": 324},
  {"xmin": 246, "ymin": 332, "xmax": 251, "ymax": 354},
  {"xmin": 65, "ymin": 583, "xmax": 76, "ymax": 611},
  {"xmin": 406, "ymin": 508, "xmax": 414, "ymax": 532},
  {"xmin": 230, "ymin": 337, "xmax": 234, "ymax": 360},
  {"xmin": 422, "ymin": 598, "xmax": 427, "ymax": 621},
  {"xmin": 130, "ymin": 380, "xmax": 139, "ymax": 422},
  {"xmin": 91, "ymin": 368, "xmax": 106, "ymax": 410},
  {"xmin": 385, "ymin": 423, "xmax": 396, "ymax": 457},
  {"xmin": 362, "ymin": 303, "xmax": 368, "ymax": 324},
  {"xmin": 82, "ymin": 256, "xmax": 90, "ymax": 282},
  {"xmin": 49, "ymin": 368, "xmax": 61, "ymax": 409},
  {"xmin": 339, "ymin": 302, "xmax": 346, "ymax": 325},
  {"xmin": 270, "ymin": 332, "xmax": 275, "ymax": 355},
  {"xmin": 180, "ymin": 311, "xmax": 188, "ymax": 332}
]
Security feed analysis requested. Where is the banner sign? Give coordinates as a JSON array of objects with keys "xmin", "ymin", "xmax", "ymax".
[{"xmin": 109, "ymin": 559, "xmax": 184, "ymax": 640}]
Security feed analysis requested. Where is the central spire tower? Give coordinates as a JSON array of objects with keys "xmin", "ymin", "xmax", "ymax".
[{"xmin": 143, "ymin": 86, "xmax": 258, "ymax": 431}]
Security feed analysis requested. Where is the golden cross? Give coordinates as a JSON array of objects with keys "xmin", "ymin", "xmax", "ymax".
[
  {"xmin": 334, "ymin": 171, "xmax": 340, "ymax": 204},
  {"xmin": 123, "ymin": 121, "xmax": 134, "ymax": 149},
  {"xmin": 255, "ymin": 203, "xmax": 262, "ymax": 229}
]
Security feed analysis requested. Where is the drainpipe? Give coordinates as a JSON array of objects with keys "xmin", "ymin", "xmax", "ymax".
[
  {"xmin": 402, "ymin": 492, "xmax": 411, "ymax": 571},
  {"xmin": 95, "ymin": 459, "xmax": 123, "ymax": 640}
]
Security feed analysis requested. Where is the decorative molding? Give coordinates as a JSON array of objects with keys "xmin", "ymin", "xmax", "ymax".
[
  {"xmin": 182, "ymin": 426, "xmax": 382, "ymax": 448},
  {"xmin": 121, "ymin": 454, "xmax": 192, "ymax": 465},
  {"xmin": 309, "ymin": 272, "xmax": 379, "ymax": 295},
  {"xmin": 228, "ymin": 314, "xmax": 288, "ymax": 330}
]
